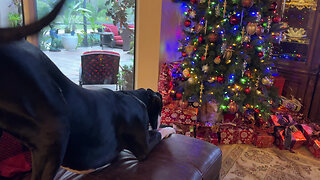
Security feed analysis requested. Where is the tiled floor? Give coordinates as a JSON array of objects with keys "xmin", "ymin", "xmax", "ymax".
[{"xmin": 43, "ymin": 45, "xmax": 134, "ymax": 85}]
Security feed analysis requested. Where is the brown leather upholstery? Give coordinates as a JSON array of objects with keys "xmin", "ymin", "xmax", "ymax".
[{"xmin": 23, "ymin": 134, "xmax": 222, "ymax": 180}]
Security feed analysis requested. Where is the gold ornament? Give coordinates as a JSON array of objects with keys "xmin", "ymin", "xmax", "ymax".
[
  {"xmin": 244, "ymin": 35, "xmax": 251, "ymax": 42},
  {"xmin": 195, "ymin": 24, "xmax": 204, "ymax": 33},
  {"xmin": 189, "ymin": 10, "xmax": 197, "ymax": 19},
  {"xmin": 188, "ymin": 77, "xmax": 195, "ymax": 84},
  {"xmin": 256, "ymin": 25, "xmax": 265, "ymax": 36},
  {"xmin": 199, "ymin": 0, "xmax": 206, "ymax": 3},
  {"xmin": 246, "ymin": 23, "xmax": 257, "ymax": 35},
  {"xmin": 215, "ymin": 4, "xmax": 220, "ymax": 17},
  {"xmin": 228, "ymin": 101, "xmax": 238, "ymax": 114},
  {"xmin": 183, "ymin": 69, "xmax": 190, "ymax": 77},
  {"xmin": 223, "ymin": 0, "xmax": 227, "ymax": 18},
  {"xmin": 262, "ymin": 77, "xmax": 273, "ymax": 86},
  {"xmin": 185, "ymin": 45, "xmax": 194, "ymax": 56},
  {"xmin": 208, "ymin": 77, "xmax": 215, "ymax": 83},
  {"xmin": 223, "ymin": 49, "xmax": 234, "ymax": 60},
  {"xmin": 214, "ymin": 56, "xmax": 221, "ymax": 64},
  {"xmin": 202, "ymin": 64, "xmax": 209, "ymax": 73}
]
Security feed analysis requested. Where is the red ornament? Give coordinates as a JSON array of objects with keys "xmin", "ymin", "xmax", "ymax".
[
  {"xmin": 258, "ymin": 52, "xmax": 264, "ymax": 58},
  {"xmin": 270, "ymin": 2, "xmax": 277, "ymax": 10},
  {"xmin": 190, "ymin": 0, "xmax": 197, "ymax": 4},
  {"xmin": 244, "ymin": 88, "xmax": 251, "ymax": 94},
  {"xmin": 198, "ymin": 36, "xmax": 203, "ymax": 43},
  {"xmin": 244, "ymin": 70, "xmax": 252, "ymax": 77},
  {"xmin": 242, "ymin": 0, "xmax": 253, "ymax": 8},
  {"xmin": 272, "ymin": 16, "xmax": 281, "ymax": 23},
  {"xmin": 254, "ymin": 108, "xmax": 260, "ymax": 113},
  {"xmin": 184, "ymin": 20, "xmax": 192, "ymax": 27},
  {"xmin": 208, "ymin": 33, "xmax": 219, "ymax": 43},
  {"xmin": 230, "ymin": 14, "xmax": 240, "ymax": 25},
  {"xmin": 256, "ymin": 26, "xmax": 264, "ymax": 36},
  {"xmin": 228, "ymin": 101, "xmax": 239, "ymax": 114},
  {"xmin": 217, "ymin": 75, "xmax": 225, "ymax": 83},
  {"xmin": 201, "ymin": 56, "xmax": 206, "ymax": 61},
  {"xmin": 182, "ymin": 52, "xmax": 187, "ymax": 57},
  {"xmin": 176, "ymin": 93, "xmax": 183, "ymax": 100}
]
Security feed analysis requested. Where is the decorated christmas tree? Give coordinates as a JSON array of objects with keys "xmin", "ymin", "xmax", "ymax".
[{"xmin": 175, "ymin": 0, "xmax": 287, "ymax": 120}]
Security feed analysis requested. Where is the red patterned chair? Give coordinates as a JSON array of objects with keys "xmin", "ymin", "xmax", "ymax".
[
  {"xmin": 79, "ymin": 51, "xmax": 120, "ymax": 89},
  {"xmin": 102, "ymin": 24, "xmax": 123, "ymax": 46}
]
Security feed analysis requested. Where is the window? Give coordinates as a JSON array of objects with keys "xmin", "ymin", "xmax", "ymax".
[
  {"xmin": 36, "ymin": 0, "xmax": 135, "ymax": 90},
  {"xmin": 0, "ymin": 0, "xmax": 23, "ymax": 28}
]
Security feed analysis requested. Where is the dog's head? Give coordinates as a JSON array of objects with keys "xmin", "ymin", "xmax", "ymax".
[
  {"xmin": 146, "ymin": 89, "xmax": 163, "ymax": 130},
  {"xmin": 0, "ymin": 0, "xmax": 65, "ymax": 43}
]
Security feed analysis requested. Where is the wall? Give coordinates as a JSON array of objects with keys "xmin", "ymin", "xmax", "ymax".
[
  {"xmin": 159, "ymin": 0, "xmax": 183, "ymax": 64},
  {"xmin": 135, "ymin": 0, "xmax": 163, "ymax": 90}
]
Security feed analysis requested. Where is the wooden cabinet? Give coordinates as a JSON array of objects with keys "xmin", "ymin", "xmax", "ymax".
[{"xmin": 274, "ymin": 0, "xmax": 320, "ymax": 122}]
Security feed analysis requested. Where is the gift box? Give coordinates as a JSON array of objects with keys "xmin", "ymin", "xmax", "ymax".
[
  {"xmin": 270, "ymin": 115, "xmax": 306, "ymax": 150},
  {"xmin": 196, "ymin": 125, "xmax": 219, "ymax": 145},
  {"xmin": 172, "ymin": 123, "xmax": 195, "ymax": 137},
  {"xmin": 273, "ymin": 76, "xmax": 285, "ymax": 95},
  {"xmin": 253, "ymin": 132, "xmax": 275, "ymax": 148},
  {"xmin": 161, "ymin": 103, "xmax": 198, "ymax": 125},
  {"xmin": 219, "ymin": 124, "xmax": 237, "ymax": 144},
  {"xmin": 237, "ymin": 126, "xmax": 254, "ymax": 144},
  {"xmin": 299, "ymin": 124, "xmax": 320, "ymax": 158}
]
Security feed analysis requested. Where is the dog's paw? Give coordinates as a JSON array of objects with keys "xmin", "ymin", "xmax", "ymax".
[{"xmin": 158, "ymin": 127, "xmax": 176, "ymax": 139}]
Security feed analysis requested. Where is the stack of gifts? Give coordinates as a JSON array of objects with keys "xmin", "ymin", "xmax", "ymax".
[
  {"xmin": 299, "ymin": 123, "xmax": 320, "ymax": 158},
  {"xmin": 220, "ymin": 113, "xmax": 255, "ymax": 145},
  {"xmin": 158, "ymin": 63, "xmax": 173, "ymax": 105},
  {"xmin": 269, "ymin": 115, "xmax": 306, "ymax": 150},
  {"xmin": 196, "ymin": 123, "xmax": 219, "ymax": 145}
]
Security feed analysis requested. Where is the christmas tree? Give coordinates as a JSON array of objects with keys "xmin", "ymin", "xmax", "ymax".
[{"xmin": 175, "ymin": 0, "xmax": 287, "ymax": 120}]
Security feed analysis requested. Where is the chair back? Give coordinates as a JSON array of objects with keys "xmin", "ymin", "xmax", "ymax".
[
  {"xmin": 80, "ymin": 51, "xmax": 120, "ymax": 86},
  {"xmin": 102, "ymin": 24, "xmax": 119, "ymax": 36}
]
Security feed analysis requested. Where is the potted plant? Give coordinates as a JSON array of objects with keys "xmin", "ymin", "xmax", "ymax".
[{"xmin": 61, "ymin": 0, "xmax": 91, "ymax": 51}]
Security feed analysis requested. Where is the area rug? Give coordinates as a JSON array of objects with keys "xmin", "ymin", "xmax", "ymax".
[{"xmin": 220, "ymin": 144, "xmax": 320, "ymax": 180}]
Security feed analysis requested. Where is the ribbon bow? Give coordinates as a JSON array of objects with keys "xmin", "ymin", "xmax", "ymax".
[{"xmin": 277, "ymin": 115, "xmax": 298, "ymax": 151}]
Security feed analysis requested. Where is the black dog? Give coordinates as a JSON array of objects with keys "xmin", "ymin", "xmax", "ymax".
[{"xmin": 0, "ymin": 1, "xmax": 166, "ymax": 179}]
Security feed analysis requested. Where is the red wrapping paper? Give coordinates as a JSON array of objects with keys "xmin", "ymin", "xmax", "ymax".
[
  {"xmin": 161, "ymin": 103, "xmax": 198, "ymax": 125},
  {"xmin": 299, "ymin": 124, "xmax": 320, "ymax": 158},
  {"xmin": 196, "ymin": 125, "xmax": 219, "ymax": 146},
  {"xmin": 237, "ymin": 127, "xmax": 254, "ymax": 144},
  {"xmin": 253, "ymin": 132, "xmax": 275, "ymax": 148},
  {"xmin": 275, "ymin": 129, "xmax": 306, "ymax": 150}
]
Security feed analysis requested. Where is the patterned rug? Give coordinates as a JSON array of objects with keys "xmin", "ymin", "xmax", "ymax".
[{"xmin": 220, "ymin": 144, "xmax": 320, "ymax": 180}]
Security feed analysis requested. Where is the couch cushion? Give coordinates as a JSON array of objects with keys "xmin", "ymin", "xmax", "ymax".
[{"xmin": 21, "ymin": 134, "xmax": 222, "ymax": 180}]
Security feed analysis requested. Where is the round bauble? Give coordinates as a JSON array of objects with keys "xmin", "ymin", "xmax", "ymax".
[
  {"xmin": 272, "ymin": 16, "xmax": 281, "ymax": 23},
  {"xmin": 176, "ymin": 93, "xmax": 183, "ymax": 100},
  {"xmin": 246, "ymin": 23, "xmax": 257, "ymax": 35},
  {"xmin": 228, "ymin": 101, "xmax": 239, "ymax": 113},
  {"xmin": 182, "ymin": 52, "xmax": 187, "ymax": 57},
  {"xmin": 182, "ymin": 69, "xmax": 190, "ymax": 77},
  {"xmin": 208, "ymin": 33, "xmax": 219, "ymax": 43},
  {"xmin": 201, "ymin": 56, "xmax": 206, "ymax": 61},
  {"xmin": 244, "ymin": 88, "xmax": 251, "ymax": 94},
  {"xmin": 254, "ymin": 108, "xmax": 260, "ymax": 113},
  {"xmin": 242, "ymin": 0, "xmax": 253, "ymax": 8},
  {"xmin": 214, "ymin": 56, "xmax": 221, "ymax": 64},
  {"xmin": 195, "ymin": 24, "xmax": 203, "ymax": 33},
  {"xmin": 198, "ymin": 36, "xmax": 204, "ymax": 43},
  {"xmin": 270, "ymin": 2, "xmax": 277, "ymax": 10},
  {"xmin": 185, "ymin": 45, "xmax": 194, "ymax": 55},
  {"xmin": 244, "ymin": 35, "xmax": 251, "ymax": 42},
  {"xmin": 256, "ymin": 25, "xmax": 265, "ymax": 36},
  {"xmin": 184, "ymin": 20, "xmax": 192, "ymax": 27},
  {"xmin": 217, "ymin": 75, "xmax": 225, "ymax": 83},
  {"xmin": 223, "ymin": 49, "xmax": 234, "ymax": 60},
  {"xmin": 244, "ymin": 70, "xmax": 252, "ymax": 77},
  {"xmin": 230, "ymin": 14, "xmax": 241, "ymax": 25},
  {"xmin": 262, "ymin": 77, "xmax": 273, "ymax": 86},
  {"xmin": 188, "ymin": 77, "xmax": 195, "ymax": 84}
]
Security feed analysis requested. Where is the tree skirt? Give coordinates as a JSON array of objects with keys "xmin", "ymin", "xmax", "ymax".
[{"xmin": 220, "ymin": 144, "xmax": 320, "ymax": 180}]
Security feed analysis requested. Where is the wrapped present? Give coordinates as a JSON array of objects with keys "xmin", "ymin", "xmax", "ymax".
[
  {"xmin": 220, "ymin": 123, "xmax": 237, "ymax": 144},
  {"xmin": 270, "ymin": 115, "xmax": 306, "ymax": 150},
  {"xmin": 272, "ymin": 76, "xmax": 285, "ymax": 95},
  {"xmin": 196, "ymin": 124, "xmax": 219, "ymax": 145},
  {"xmin": 161, "ymin": 103, "xmax": 198, "ymax": 125},
  {"xmin": 237, "ymin": 126, "xmax": 254, "ymax": 144},
  {"xmin": 299, "ymin": 124, "xmax": 320, "ymax": 158},
  {"xmin": 173, "ymin": 123, "xmax": 195, "ymax": 137},
  {"xmin": 253, "ymin": 127, "xmax": 275, "ymax": 148},
  {"xmin": 281, "ymin": 96, "xmax": 302, "ymax": 112}
]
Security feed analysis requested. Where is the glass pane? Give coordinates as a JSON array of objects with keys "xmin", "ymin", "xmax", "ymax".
[
  {"xmin": 0, "ymin": 0, "xmax": 23, "ymax": 28},
  {"xmin": 273, "ymin": 0, "xmax": 318, "ymax": 62},
  {"xmin": 36, "ymin": 0, "xmax": 135, "ymax": 90}
]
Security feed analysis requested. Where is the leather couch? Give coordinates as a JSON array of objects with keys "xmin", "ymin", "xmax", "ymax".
[{"xmin": 23, "ymin": 134, "xmax": 222, "ymax": 180}]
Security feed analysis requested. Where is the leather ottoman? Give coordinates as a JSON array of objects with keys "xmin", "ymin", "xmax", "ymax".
[{"xmin": 24, "ymin": 134, "xmax": 222, "ymax": 180}]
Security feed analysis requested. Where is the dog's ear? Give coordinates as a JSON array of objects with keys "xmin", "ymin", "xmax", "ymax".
[{"xmin": 0, "ymin": 0, "xmax": 65, "ymax": 43}]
